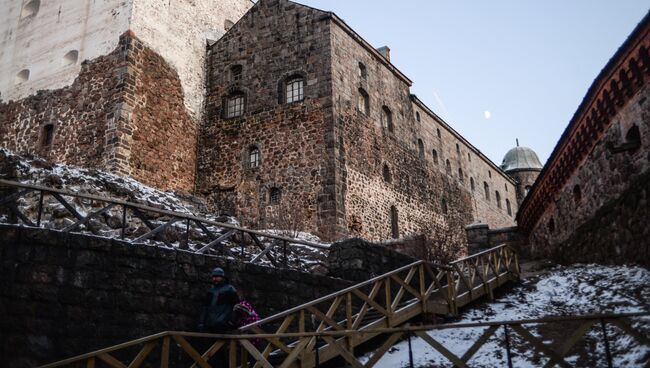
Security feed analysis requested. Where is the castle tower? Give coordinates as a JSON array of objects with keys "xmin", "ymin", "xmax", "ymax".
[
  {"xmin": 0, "ymin": 0, "xmax": 251, "ymax": 191},
  {"xmin": 501, "ymin": 141, "xmax": 543, "ymax": 205}
]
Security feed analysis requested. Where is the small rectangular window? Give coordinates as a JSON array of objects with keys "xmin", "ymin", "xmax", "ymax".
[
  {"xmin": 286, "ymin": 79, "xmax": 304, "ymax": 103},
  {"xmin": 226, "ymin": 96, "xmax": 244, "ymax": 118}
]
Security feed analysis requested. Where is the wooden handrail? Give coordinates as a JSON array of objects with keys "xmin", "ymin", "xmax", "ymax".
[{"xmin": 0, "ymin": 179, "xmax": 329, "ymax": 250}]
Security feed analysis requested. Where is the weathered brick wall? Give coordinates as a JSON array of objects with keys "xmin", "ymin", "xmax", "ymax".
[
  {"xmin": 197, "ymin": 0, "xmax": 339, "ymax": 238},
  {"xmin": 0, "ymin": 33, "xmax": 197, "ymax": 193},
  {"xmin": 0, "ymin": 225, "xmax": 352, "ymax": 368},
  {"xmin": 527, "ymin": 82, "xmax": 650, "ymax": 266}
]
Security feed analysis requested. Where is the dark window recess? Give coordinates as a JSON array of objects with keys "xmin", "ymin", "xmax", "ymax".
[
  {"xmin": 610, "ymin": 124, "xmax": 642, "ymax": 153},
  {"xmin": 359, "ymin": 62, "xmax": 367, "ymax": 79},
  {"xmin": 548, "ymin": 218, "xmax": 555, "ymax": 233},
  {"xmin": 496, "ymin": 191, "xmax": 502, "ymax": 209},
  {"xmin": 358, "ymin": 88, "xmax": 369, "ymax": 115},
  {"xmin": 446, "ymin": 160, "xmax": 451, "ymax": 174},
  {"xmin": 231, "ymin": 65, "xmax": 242, "ymax": 81},
  {"xmin": 383, "ymin": 164, "xmax": 392, "ymax": 183},
  {"xmin": 418, "ymin": 139, "xmax": 424, "ymax": 159},
  {"xmin": 441, "ymin": 198, "xmax": 448, "ymax": 214},
  {"xmin": 382, "ymin": 106, "xmax": 393, "ymax": 132},
  {"xmin": 41, "ymin": 124, "xmax": 54, "ymax": 146},
  {"xmin": 390, "ymin": 205, "xmax": 399, "ymax": 239},
  {"xmin": 458, "ymin": 168, "xmax": 464, "ymax": 182},
  {"xmin": 484, "ymin": 182, "xmax": 490, "ymax": 201},
  {"xmin": 269, "ymin": 187, "xmax": 281, "ymax": 204},
  {"xmin": 225, "ymin": 94, "xmax": 245, "ymax": 118},
  {"xmin": 506, "ymin": 199, "xmax": 512, "ymax": 216},
  {"xmin": 437, "ymin": 128, "xmax": 441, "ymax": 138},
  {"xmin": 470, "ymin": 177, "xmax": 475, "ymax": 191},
  {"xmin": 573, "ymin": 185, "xmax": 582, "ymax": 204},
  {"xmin": 432, "ymin": 149, "xmax": 439, "ymax": 165},
  {"xmin": 416, "ymin": 111, "xmax": 421, "ymax": 122},
  {"xmin": 456, "ymin": 143, "xmax": 460, "ymax": 154}
]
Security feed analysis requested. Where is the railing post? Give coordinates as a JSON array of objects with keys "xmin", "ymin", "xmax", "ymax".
[
  {"xmin": 121, "ymin": 204, "xmax": 127, "ymax": 239},
  {"xmin": 240, "ymin": 231, "xmax": 245, "ymax": 257},
  {"xmin": 315, "ymin": 336, "xmax": 321, "ymax": 368},
  {"xmin": 283, "ymin": 240, "xmax": 288, "ymax": 268},
  {"xmin": 407, "ymin": 330, "xmax": 414, "ymax": 368},
  {"xmin": 385, "ymin": 278, "xmax": 392, "ymax": 325},
  {"xmin": 36, "ymin": 190, "xmax": 44, "ymax": 227},
  {"xmin": 600, "ymin": 319, "xmax": 614, "ymax": 368},
  {"xmin": 503, "ymin": 324, "xmax": 513, "ymax": 368}
]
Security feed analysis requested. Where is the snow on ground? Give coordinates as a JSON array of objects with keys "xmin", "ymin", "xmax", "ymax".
[
  {"xmin": 360, "ymin": 264, "xmax": 650, "ymax": 367},
  {"xmin": 0, "ymin": 149, "xmax": 330, "ymax": 271}
]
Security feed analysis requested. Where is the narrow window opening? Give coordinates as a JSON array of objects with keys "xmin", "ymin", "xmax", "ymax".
[
  {"xmin": 248, "ymin": 146, "xmax": 260, "ymax": 169},
  {"xmin": 358, "ymin": 88, "xmax": 369, "ymax": 115},
  {"xmin": 496, "ymin": 191, "xmax": 502, "ymax": 209},
  {"xmin": 456, "ymin": 143, "xmax": 460, "ymax": 154},
  {"xmin": 548, "ymin": 218, "xmax": 555, "ymax": 233},
  {"xmin": 437, "ymin": 128, "xmax": 441, "ymax": 138},
  {"xmin": 505, "ymin": 183, "xmax": 508, "ymax": 192},
  {"xmin": 468, "ymin": 152, "xmax": 471, "ymax": 162},
  {"xmin": 470, "ymin": 177, "xmax": 475, "ymax": 191},
  {"xmin": 484, "ymin": 182, "xmax": 490, "ymax": 201},
  {"xmin": 63, "ymin": 50, "xmax": 79, "ymax": 66},
  {"xmin": 21, "ymin": 0, "xmax": 40, "ymax": 19},
  {"xmin": 573, "ymin": 185, "xmax": 582, "ymax": 204},
  {"xmin": 359, "ymin": 62, "xmax": 367, "ymax": 79},
  {"xmin": 382, "ymin": 106, "xmax": 393, "ymax": 132},
  {"xmin": 441, "ymin": 198, "xmax": 448, "ymax": 215},
  {"xmin": 382, "ymin": 164, "xmax": 392, "ymax": 183},
  {"xmin": 41, "ymin": 124, "xmax": 54, "ymax": 147},
  {"xmin": 416, "ymin": 111, "xmax": 421, "ymax": 122},
  {"xmin": 15, "ymin": 69, "xmax": 30, "ymax": 84},
  {"xmin": 269, "ymin": 187, "xmax": 281, "ymax": 204},
  {"xmin": 488, "ymin": 170, "xmax": 492, "ymax": 178},
  {"xmin": 418, "ymin": 139, "xmax": 424, "ymax": 160},
  {"xmin": 506, "ymin": 199, "xmax": 512, "ymax": 216},
  {"xmin": 390, "ymin": 205, "xmax": 399, "ymax": 239},
  {"xmin": 432, "ymin": 149, "xmax": 438, "ymax": 165},
  {"xmin": 458, "ymin": 168, "xmax": 464, "ymax": 182},
  {"xmin": 446, "ymin": 160, "xmax": 451, "ymax": 174}
]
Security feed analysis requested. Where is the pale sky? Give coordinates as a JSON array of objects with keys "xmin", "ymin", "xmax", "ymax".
[{"xmin": 297, "ymin": 0, "xmax": 649, "ymax": 166}]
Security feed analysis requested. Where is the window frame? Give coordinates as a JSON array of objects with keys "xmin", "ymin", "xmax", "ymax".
[
  {"xmin": 224, "ymin": 92, "xmax": 245, "ymax": 119},
  {"xmin": 285, "ymin": 77, "xmax": 305, "ymax": 104}
]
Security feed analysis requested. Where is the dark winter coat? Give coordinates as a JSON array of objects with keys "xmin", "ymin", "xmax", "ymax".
[{"xmin": 200, "ymin": 280, "xmax": 238, "ymax": 333}]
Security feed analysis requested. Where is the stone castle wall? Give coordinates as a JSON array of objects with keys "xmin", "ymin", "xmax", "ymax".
[
  {"xmin": 527, "ymin": 82, "xmax": 650, "ymax": 266},
  {"xmin": 197, "ymin": 1, "xmax": 339, "ymax": 238},
  {"xmin": 329, "ymin": 18, "xmax": 515, "ymax": 244},
  {"xmin": 0, "ymin": 33, "xmax": 198, "ymax": 193},
  {"xmin": 0, "ymin": 224, "xmax": 352, "ymax": 368}
]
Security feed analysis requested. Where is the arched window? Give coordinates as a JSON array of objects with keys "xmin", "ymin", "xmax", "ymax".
[
  {"xmin": 625, "ymin": 124, "xmax": 641, "ymax": 151},
  {"xmin": 383, "ymin": 164, "xmax": 392, "ymax": 183},
  {"xmin": 358, "ymin": 62, "xmax": 367, "ymax": 79},
  {"xmin": 470, "ymin": 177, "xmax": 475, "ymax": 191},
  {"xmin": 382, "ymin": 106, "xmax": 393, "ymax": 132},
  {"xmin": 248, "ymin": 146, "xmax": 260, "ymax": 168},
  {"xmin": 468, "ymin": 153, "xmax": 472, "ymax": 162},
  {"xmin": 506, "ymin": 199, "xmax": 512, "ymax": 216},
  {"xmin": 63, "ymin": 50, "xmax": 79, "ymax": 66},
  {"xmin": 441, "ymin": 198, "xmax": 448, "ymax": 214},
  {"xmin": 230, "ymin": 65, "xmax": 242, "ymax": 82},
  {"xmin": 437, "ymin": 128, "xmax": 441, "ymax": 138},
  {"xmin": 446, "ymin": 160, "xmax": 451, "ymax": 174},
  {"xmin": 488, "ymin": 170, "xmax": 492, "ymax": 178},
  {"xmin": 458, "ymin": 167, "xmax": 464, "ymax": 182},
  {"xmin": 573, "ymin": 185, "xmax": 582, "ymax": 204},
  {"xmin": 269, "ymin": 187, "xmax": 281, "ymax": 204},
  {"xmin": 15, "ymin": 69, "xmax": 30, "ymax": 84},
  {"xmin": 432, "ymin": 149, "xmax": 439, "ymax": 165},
  {"xmin": 41, "ymin": 124, "xmax": 54, "ymax": 147},
  {"xmin": 224, "ymin": 92, "xmax": 245, "ymax": 118},
  {"xmin": 390, "ymin": 205, "xmax": 399, "ymax": 239},
  {"xmin": 358, "ymin": 88, "xmax": 369, "ymax": 115},
  {"xmin": 416, "ymin": 111, "xmax": 421, "ymax": 122},
  {"xmin": 456, "ymin": 143, "xmax": 460, "ymax": 154},
  {"xmin": 505, "ymin": 183, "xmax": 508, "ymax": 192},
  {"xmin": 418, "ymin": 139, "xmax": 424, "ymax": 159},
  {"xmin": 484, "ymin": 182, "xmax": 490, "ymax": 201},
  {"xmin": 496, "ymin": 191, "xmax": 502, "ymax": 209},
  {"xmin": 21, "ymin": 0, "xmax": 40, "ymax": 19}
]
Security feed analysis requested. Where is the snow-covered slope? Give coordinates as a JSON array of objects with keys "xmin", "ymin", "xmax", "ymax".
[{"xmin": 361, "ymin": 264, "xmax": 650, "ymax": 367}]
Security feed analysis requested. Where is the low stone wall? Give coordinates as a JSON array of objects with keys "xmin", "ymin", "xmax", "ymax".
[
  {"xmin": 0, "ymin": 225, "xmax": 352, "ymax": 368},
  {"xmin": 465, "ymin": 223, "xmax": 524, "ymax": 255},
  {"xmin": 327, "ymin": 238, "xmax": 418, "ymax": 282}
]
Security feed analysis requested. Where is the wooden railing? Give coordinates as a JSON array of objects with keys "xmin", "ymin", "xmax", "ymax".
[
  {"xmin": 0, "ymin": 179, "xmax": 328, "ymax": 270},
  {"xmin": 39, "ymin": 312, "xmax": 650, "ymax": 368},
  {"xmin": 40, "ymin": 244, "xmax": 521, "ymax": 368}
]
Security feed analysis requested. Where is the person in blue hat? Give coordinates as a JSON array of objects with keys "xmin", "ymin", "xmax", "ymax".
[{"xmin": 199, "ymin": 267, "xmax": 239, "ymax": 334}]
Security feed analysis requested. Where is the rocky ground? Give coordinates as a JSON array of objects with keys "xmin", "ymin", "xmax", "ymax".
[
  {"xmin": 361, "ymin": 263, "xmax": 650, "ymax": 367},
  {"xmin": 0, "ymin": 149, "xmax": 329, "ymax": 271}
]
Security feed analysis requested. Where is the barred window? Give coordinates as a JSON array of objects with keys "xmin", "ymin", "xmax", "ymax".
[
  {"xmin": 248, "ymin": 146, "xmax": 260, "ymax": 168},
  {"xmin": 286, "ymin": 78, "xmax": 304, "ymax": 103},
  {"xmin": 226, "ymin": 94, "xmax": 244, "ymax": 118},
  {"xmin": 270, "ymin": 187, "xmax": 281, "ymax": 204}
]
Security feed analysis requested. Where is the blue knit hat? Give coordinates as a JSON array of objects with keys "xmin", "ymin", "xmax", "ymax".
[{"xmin": 211, "ymin": 267, "xmax": 225, "ymax": 277}]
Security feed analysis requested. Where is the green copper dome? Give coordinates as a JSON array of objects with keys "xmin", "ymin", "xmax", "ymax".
[{"xmin": 501, "ymin": 146, "xmax": 543, "ymax": 172}]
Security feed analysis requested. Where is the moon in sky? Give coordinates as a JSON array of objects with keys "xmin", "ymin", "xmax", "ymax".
[{"xmin": 484, "ymin": 111, "xmax": 492, "ymax": 120}]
